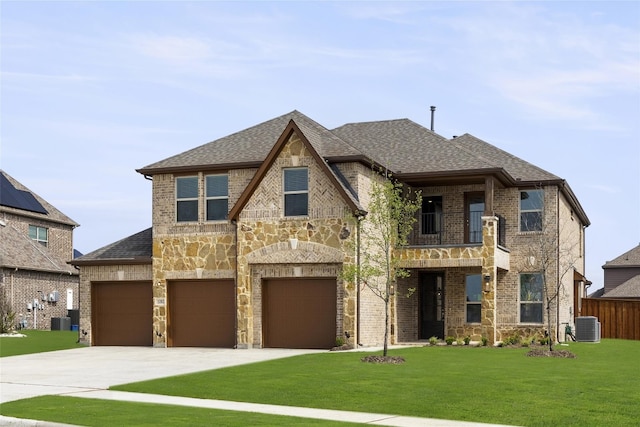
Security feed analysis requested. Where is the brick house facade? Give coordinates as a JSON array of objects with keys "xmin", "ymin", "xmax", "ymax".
[
  {"xmin": 71, "ymin": 111, "xmax": 590, "ymax": 347},
  {"xmin": 0, "ymin": 171, "xmax": 79, "ymax": 330}
]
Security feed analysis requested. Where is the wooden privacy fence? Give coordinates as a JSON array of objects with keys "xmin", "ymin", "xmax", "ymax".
[{"xmin": 581, "ymin": 298, "xmax": 640, "ymax": 340}]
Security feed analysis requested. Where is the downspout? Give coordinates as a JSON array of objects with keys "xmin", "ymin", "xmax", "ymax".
[
  {"xmin": 356, "ymin": 215, "xmax": 363, "ymax": 347},
  {"xmin": 556, "ymin": 189, "xmax": 561, "ymax": 344}
]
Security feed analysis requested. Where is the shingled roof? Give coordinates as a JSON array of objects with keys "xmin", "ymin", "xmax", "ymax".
[
  {"xmin": 602, "ymin": 244, "xmax": 640, "ymax": 268},
  {"xmin": 138, "ymin": 111, "xmax": 566, "ymax": 184},
  {"xmin": 0, "ymin": 170, "xmax": 78, "ymax": 227},
  {"xmin": 70, "ymin": 228, "xmax": 152, "ymax": 266},
  {"xmin": 137, "ymin": 111, "xmax": 362, "ymax": 175},
  {"xmin": 603, "ymin": 275, "xmax": 640, "ymax": 298},
  {"xmin": 0, "ymin": 221, "xmax": 77, "ymax": 274}
]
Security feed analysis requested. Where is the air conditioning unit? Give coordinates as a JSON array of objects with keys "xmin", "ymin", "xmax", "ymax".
[{"xmin": 575, "ymin": 316, "xmax": 600, "ymax": 342}]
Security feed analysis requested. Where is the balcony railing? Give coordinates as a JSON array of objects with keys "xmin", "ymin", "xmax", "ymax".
[{"xmin": 407, "ymin": 211, "xmax": 506, "ymax": 247}]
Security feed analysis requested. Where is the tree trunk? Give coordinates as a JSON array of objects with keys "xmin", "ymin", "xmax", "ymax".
[{"xmin": 383, "ymin": 295, "xmax": 389, "ymax": 357}]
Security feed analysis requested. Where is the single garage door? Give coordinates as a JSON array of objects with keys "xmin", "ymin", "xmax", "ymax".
[
  {"xmin": 168, "ymin": 280, "xmax": 235, "ymax": 347},
  {"xmin": 263, "ymin": 278, "xmax": 336, "ymax": 349},
  {"xmin": 92, "ymin": 281, "xmax": 153, "ymax": 346}
]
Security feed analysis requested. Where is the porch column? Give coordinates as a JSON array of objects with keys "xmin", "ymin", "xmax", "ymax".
[
  {"xmin": 484, "ymin": 176, "xmax": 495, "ymax": 216},
  {"xmin": 481, "ymin": 215, "xmax": 498, "ymax": 344}
]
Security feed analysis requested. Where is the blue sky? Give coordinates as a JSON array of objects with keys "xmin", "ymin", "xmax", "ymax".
[{"xmin": 2, "ymin": 1, "xmax": 639, "ymax": 291}]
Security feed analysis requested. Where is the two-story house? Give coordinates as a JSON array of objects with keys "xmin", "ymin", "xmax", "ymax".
[
  {"xmin": 0, "ymin": 171, "xmax": 79, "ymax": 330},
  {"xmin": 71, "ymin": 111, "xmax": 590, "ymax": 348}
]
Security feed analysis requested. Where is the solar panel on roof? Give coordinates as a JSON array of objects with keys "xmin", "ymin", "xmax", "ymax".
[{"xmin": 0, "ymin": 174, "xmax": 48, "ymax": 214}]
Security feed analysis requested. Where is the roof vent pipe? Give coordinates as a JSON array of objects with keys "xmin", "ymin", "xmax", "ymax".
[{"xmin": 430, "ymin": 106, "xmax": 436, "ymax": 131}]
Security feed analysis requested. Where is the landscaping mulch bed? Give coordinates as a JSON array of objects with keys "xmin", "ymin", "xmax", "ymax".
[
  {"xmin": 361, "ymin": 355, "xmax": 406, "ymax": 364},
  {"xmin": 526, "ymin": 348, "xmax": 576, "ymax": 358}
]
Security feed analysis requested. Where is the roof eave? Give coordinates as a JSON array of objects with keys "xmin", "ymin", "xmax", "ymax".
[
  {"xmin": 136, "ymin": 162, "xmax": 263, "ymax": 176},
  {"xmin": 68, "ymin": 257, "xmax": 152, "ymax": 267}
]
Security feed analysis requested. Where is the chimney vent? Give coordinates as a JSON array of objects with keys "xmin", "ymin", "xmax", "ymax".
[{"xmin": 430, "ymin": 106, "xmax": 436, "ymax": 131}]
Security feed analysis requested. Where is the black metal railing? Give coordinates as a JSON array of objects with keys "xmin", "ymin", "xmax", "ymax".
[{"xmin": 407, "ymin": 211, "xmax": 507, "ymax": 248}]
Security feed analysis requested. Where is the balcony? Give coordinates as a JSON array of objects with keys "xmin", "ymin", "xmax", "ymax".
[{"xmin": 402, "ymin": 211, "xmax": 509, "ymax": 270}]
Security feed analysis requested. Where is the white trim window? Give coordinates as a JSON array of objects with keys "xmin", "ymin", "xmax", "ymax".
[
  {"xmin": 29, "ymin": 225, "xmax": 48, "ymax": 247},
  {"xmin": 520, "ymin": 189, "xmax": 543, "ymax": 232},
  {"xmin": 519, "ymin": 273, "xmax": 543, "ymax": 323},
  {"xmin": 205, "ymin": 174, "xmax": 228, "ymax": 221},
  {"xmin": 465, "ymin": 274, "xmax": 482, "ymax": 323},
  {"xmin": 283, "ymin": 168, "xmax": 308, "ymax": 217},
  {"xmin": 176, "ymin": 176, "xmax": 199, "ymax": 222}
]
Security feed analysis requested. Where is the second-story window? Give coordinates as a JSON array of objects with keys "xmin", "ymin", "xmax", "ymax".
[
  {"xmin": 421, "ymin": 196, "xmax": 442, "ymax": 234},
  {"xmin": 284, "ymin": 168, "xmax": 308, "ymax": 217},
  {"xmin": 466, "ymin": 274, "xmax": 482, "ymax": 323},
  {"xmin": 206, "ymin": 174, "xmax": 228, "ymax": 221},
  {"xmin": 176, "ymin": 176, "xmax": 198, "ymax": 222},
  {"xmin": 520, "ymin": 189, "xmax": 543, "ymax": 232},
  {"xmin": 29, "ymin": 225, "xmax": 48, "ymax": 247}
]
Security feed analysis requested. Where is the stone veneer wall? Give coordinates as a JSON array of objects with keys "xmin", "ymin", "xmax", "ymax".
[
  {"xmin": 235, "ymin": 134, "xmax": 357, "ymax": 347},
  {"xmin": 77, "ymin": 263, "xmax": 152, "ymax": 345}
]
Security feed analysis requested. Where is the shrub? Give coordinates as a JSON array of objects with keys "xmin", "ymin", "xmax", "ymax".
[
  {"xmin": 445, "ymin": 336, "xmax": 455, "ymax": 345},
  {"xmin": 428, "ymin": 336, "xmax": 438, "ymax": 346},
  {"xmin": 335, "ymin": 336, "xmax": 345, "ymax": 347},
  {"xmin": 0, "ymin": 288, "xmax": 16, "ymax": 334},
  {"xmin": 481, "ymin": 336, "xmax": 489, "ymax": 346},
  {"xmin": 463, "ymin": 336, "xmax": 471, "ymax": 345}
]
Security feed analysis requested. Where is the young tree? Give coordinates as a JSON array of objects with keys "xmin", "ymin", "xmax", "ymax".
[
  {"xmin": 343, "ymin": 175, "xmax": 421, "ymax": 356},
  {"xmin": 520, "ymin": 188, "xmax": 583, "ymax": 351}
]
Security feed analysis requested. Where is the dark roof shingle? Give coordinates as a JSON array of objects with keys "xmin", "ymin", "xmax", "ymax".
[{"xmin": 70, "ymin": 228, "xmax": 152, "ymax": 265}]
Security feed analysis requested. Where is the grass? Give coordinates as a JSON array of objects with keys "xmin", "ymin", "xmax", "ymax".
[
  {"xmin": 1, "ymin": 339, "xmax": 638, "ymax": 426},
  {"xmin": 0, "ymin": 330, "xmax": 83, "ymax": 357},
  {"xmin": 0, "ymin": 396, "xmax": 361, "ymax": 426},
  {"xmin": 111, "ymin": 340, "xmax": 639, "ymax": 426}
]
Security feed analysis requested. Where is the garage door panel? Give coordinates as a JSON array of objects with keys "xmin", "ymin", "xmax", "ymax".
[
  {"xmin": 264, "ymin": 278, "xmax": 336, "ymax": 349},
  {"xmin": 92, "ymin": 281, "xmax": 153, "ymax": 346},
  {"xmin": 169, "ymin": 280, "xmax": 235, "ymax": 348}
]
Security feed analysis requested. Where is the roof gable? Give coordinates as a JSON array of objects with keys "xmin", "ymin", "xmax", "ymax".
[{"xmin": 228, "ymin": 120, "xmax": 364, "ymax": 220}]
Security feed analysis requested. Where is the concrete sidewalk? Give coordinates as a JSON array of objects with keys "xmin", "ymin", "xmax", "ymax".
[{"xmin": 1, "ymin": 346, "xmax": 514, "ymax": 426}]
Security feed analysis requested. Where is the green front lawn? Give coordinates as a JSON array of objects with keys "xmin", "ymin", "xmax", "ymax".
[
  {"xmin": 112, "ymin": 340, "xmax": 639, "ymax": 426},
  {"xmin": 0, "ymin": 330, "xmax": 83, "ymax": 357},
  {"xmin": 1, "ymin": 340, "xmax": 638, "ymax": 426}
]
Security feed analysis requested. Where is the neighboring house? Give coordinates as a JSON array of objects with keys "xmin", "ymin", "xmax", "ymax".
[
  {"xmin": 600, "ymin": 244, "xmax": 640, "ymax": 299},
  {"xmin": 0, "ymin": 171, "xmax": 79, "ymax": 330},
  {"xmin": 71, "ymin": 111, "xmax": 590, "ymax": 348}
]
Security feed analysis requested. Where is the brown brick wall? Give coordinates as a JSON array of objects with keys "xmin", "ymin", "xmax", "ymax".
[{"xmin": 1, "ymin": 268, "xmax": 79, "ymax": 330}]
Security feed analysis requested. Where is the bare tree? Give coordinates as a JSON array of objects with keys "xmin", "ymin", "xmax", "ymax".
[
  {"xmin": 520, "ymin": 187, "xmax": 583, "ymax": 351},
  {"xmin": 343, "ymin": 175, "xmax": 421, "ymax": 356}
]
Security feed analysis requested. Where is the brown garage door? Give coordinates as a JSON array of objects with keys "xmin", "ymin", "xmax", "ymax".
[
  {"xmin": 168, "ymin": 280, "xmax": 235, "ymax": 348},
  {"xmin": 92, "ymin": 281, "xmax": 153, "ymax": 346},
  {"xmin": 263, "ymin": 278, "xmax": 336, "ymax": 349}
]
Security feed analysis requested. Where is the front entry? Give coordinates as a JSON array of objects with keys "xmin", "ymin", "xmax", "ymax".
[{"xmin": 419, "ymin": 272, "xmax": 444, "ymax": 340}]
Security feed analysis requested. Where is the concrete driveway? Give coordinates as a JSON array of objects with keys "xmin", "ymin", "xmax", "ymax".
[{"xmin": 0, "ymin": 346, "xmax": 319, "ymax": 403}]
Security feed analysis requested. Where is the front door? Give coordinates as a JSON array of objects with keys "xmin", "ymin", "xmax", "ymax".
[{"xmin": 419, "ymin": 273, "xmax": 444, "ymax": 339}]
